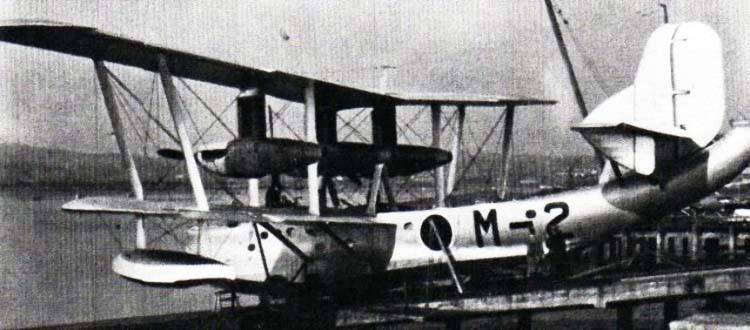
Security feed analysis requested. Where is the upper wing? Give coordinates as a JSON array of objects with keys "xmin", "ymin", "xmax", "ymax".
[{"xmin": 0, "ymin": 20, "xmax": 555, "ymax": 110}]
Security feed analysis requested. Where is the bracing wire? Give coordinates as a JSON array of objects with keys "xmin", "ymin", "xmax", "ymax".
[
  {"xmin": 449, "ymin": 109, "xmax": 507, "ymax": 193},
  {"xmin": 177, "ymin": 77, "xmax": 237, "ymax": 139},
  {"xmin": 104, "ymin": 67, "xmax": 180, "ymax": 145}
]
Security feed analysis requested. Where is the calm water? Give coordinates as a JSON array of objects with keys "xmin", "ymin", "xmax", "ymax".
[{"xmin": 0, "ymin": 186, "xmax": 215, "ymax": 329}]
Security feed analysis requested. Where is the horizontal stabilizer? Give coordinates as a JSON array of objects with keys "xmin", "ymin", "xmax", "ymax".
[{"xmin": 113, "ymin": 249, "xmax": 235, "ymax": 283}]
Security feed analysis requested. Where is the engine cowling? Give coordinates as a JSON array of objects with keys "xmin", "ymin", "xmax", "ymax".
[
  {"xmin": 319, "ymin": 142, "xmax": 452, "ymax": 178},
  {"xmin": 159, "ymin": 138, "xmax": 321, "ymax": 178},
  {"xmin": 223, "ymin": 138, "xmax": 321, "ymax": 178}
]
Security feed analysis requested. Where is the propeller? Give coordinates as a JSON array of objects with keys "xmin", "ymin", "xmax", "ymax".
[{"xmin": 157, "ymin": 147, "xmax": 228, "ymax": 161}]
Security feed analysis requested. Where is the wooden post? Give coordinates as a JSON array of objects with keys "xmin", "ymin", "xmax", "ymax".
[
  {"xmin": 431, "ymin": 104, "xmax": 445, "ymax": 207},
  {"xmin": 94, "ymin": 60, "xmax": 147, "ymax": 248},
  {"xmin": 304, "ymin": 81, "xmax": 320, "ymax": 216},
  {"xmin": 157, "ymin": 55, "xmax": 209, "ymax": 211}
]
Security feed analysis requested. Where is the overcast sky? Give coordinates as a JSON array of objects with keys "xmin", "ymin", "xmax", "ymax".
[{"xmin": 0, "ymin": 0, "xmax": 747, "ymax": 156}]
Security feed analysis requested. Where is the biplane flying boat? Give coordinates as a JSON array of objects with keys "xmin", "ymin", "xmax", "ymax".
[{"xmin": 1, "ymin": 20, "xmax": 748, "ymax": 300}]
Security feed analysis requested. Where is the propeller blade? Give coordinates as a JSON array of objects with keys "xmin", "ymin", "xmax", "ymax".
[
  {"xmin": 158, "ymin": 147, "xmax": 228, "ymax": 161},
  {"xmin": 156, "ymin": 148, "xmax": 185, "ymax": 160},
  {"xmin": 199, "ymin": 148, "xmax": 228, "ymax": 161}
]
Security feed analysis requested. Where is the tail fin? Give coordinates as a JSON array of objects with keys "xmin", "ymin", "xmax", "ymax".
[{"xmin": 573, "ymin": 22, "xmax": 724, "ymax": 175}]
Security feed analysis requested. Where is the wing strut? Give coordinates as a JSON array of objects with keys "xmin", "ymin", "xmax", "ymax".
[
  {"xmin": 157, "ymin": 55, "xmax": 209, "ymax": 211},
  {"xmin": 367, "ymin": 163, "xmax": 385, "ymax": 216},
  {"xmin": 238, "ymin": 89, "xmax": 266, "ymax": 207},
  {"xmin": 304, "ymin": 81, "xmax": 321, "ymax": 215},
  {"xmin": 498, "ymin": 105, "xmax": 515, "ymax": 200},
  {"xmin": 368, "ymin": 101, "xmax": 398, "ymax": 215},
  {"xmin": 252, "ymin": 223, "xmax": 271, "ymax": 279},
  {"xmin": 446, "ymin": 105, "xmax": 465, "ymax": 195},
  {"xmin": 94, "ymin": 60, "xmax": 147, "ymax": 248},
  {"xmin": 431, "ymin": 104, "xmax": 446, "ymax": 207},
  {"xmin": 428, "ymin": 219, "xmax": 463, "ymax": 294}
]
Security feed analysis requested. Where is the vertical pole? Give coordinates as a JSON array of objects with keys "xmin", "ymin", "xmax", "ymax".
[
  {"xmin": 304, "ymin": 81, "xmax": 320, "ymax": 216},
  {"xmin": 157, "ymin": 55, "xmax": 209, "ymax": 211},
  {"xmin": 446, "ymin": 105, "xmax": 465, "ymax": 195},
  {"xmin": 94, "ymin": 61, "xmax": 147, "ymax": 249},
  {"xmin": 499, "ymin": 106, "xmax": 515, "ymax": 200},
  {"xmin": 431, "ymin": 104, "xmax": 445, "ymax": 207}
]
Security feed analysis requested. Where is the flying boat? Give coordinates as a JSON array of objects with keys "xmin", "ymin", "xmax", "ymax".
[{"xmin": 0, "ymin": 19, "xmax": 745, "ymax": 312}]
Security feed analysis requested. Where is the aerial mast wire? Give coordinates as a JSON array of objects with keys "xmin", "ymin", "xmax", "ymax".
[
  {"xmin": 543, "ymin": 0, "xmax": 588, "ymax": 119},
  {"xmin": 543, "ymin": 0, "xmax": 604, "ymax": 167}
]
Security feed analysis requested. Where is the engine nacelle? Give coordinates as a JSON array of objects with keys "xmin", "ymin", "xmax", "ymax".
[
  {"xmin": 223, "ymin": 138, "xmax": 321, "ymax": 178},
  {"xmin": 319, "ymin": 142, "xmax": 452, "ymax": 178}
]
